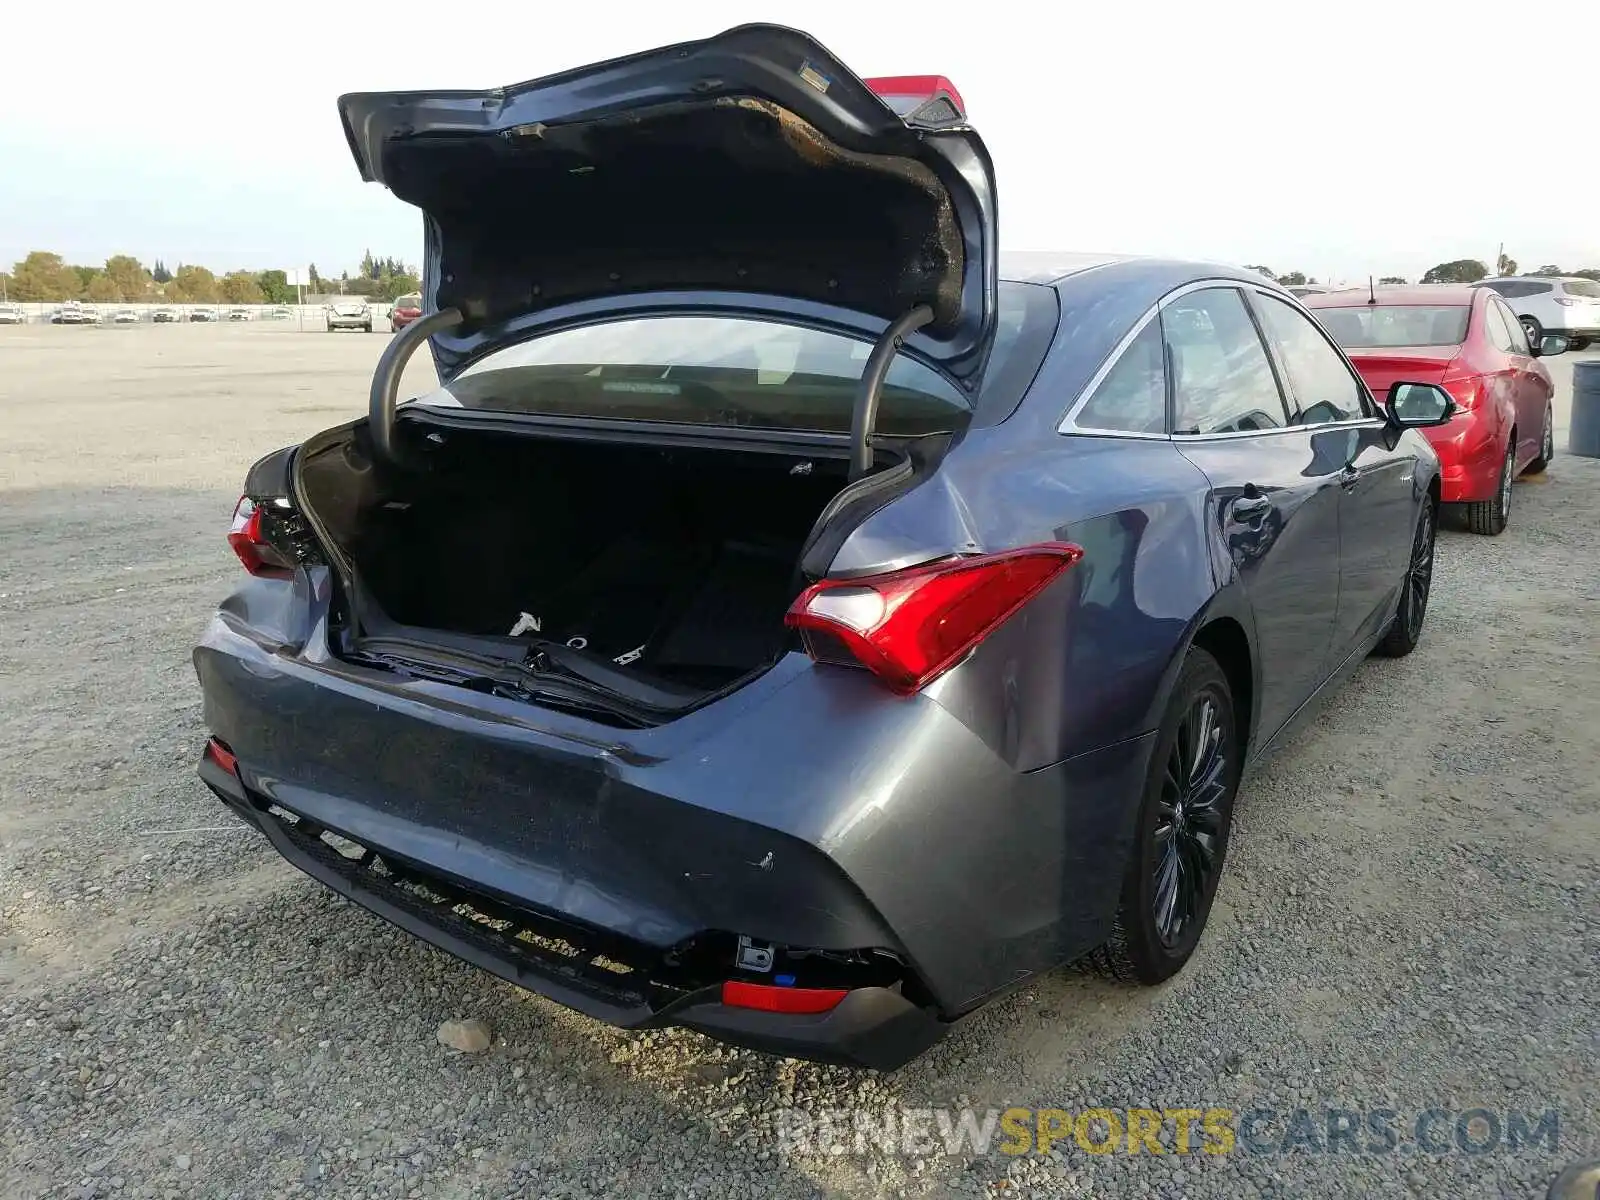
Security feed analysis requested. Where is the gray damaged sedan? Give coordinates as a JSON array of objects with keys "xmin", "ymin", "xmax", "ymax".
[{"xmin": 195, "ymin": 25, "xmax": 1453, "ymax": 1069}]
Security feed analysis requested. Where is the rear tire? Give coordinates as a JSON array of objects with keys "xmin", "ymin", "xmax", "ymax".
[
  {"xmin": 1089, "ymin": 648, "xmax": 1239, "ymax": 985},
  {"xmin": 1376, "ymin": 499, "xmax": 1436, "ymax": 658},
  {"xmin": 1465, "ymin": 441, "xmax": 1514, "ymax": 535},
  {"xmin": 1526, "ymin": 404, "xmax": 1555, "ymax": 475},
  {"xmin": 1520, "ymin": 315, "xmax": 1543, "ymax": 345}
]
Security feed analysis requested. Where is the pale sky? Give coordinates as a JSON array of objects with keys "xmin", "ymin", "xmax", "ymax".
[{"xmin": 4, "ymin": 0, "xmax": 1597, "ymax": 284}]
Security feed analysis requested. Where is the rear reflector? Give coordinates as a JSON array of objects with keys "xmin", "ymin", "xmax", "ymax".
[
  {"xmin": 204, "ymin": 737, "xmax": 238, "ymax": 776},
  {"xmin": 227, "ymin": 495, "xmax": 295, "ymax": 578},
  {"xmin": 721, "ymin": 981, "xmax": 848, "ymax": 1014},
  {"xmin": 785, "ymin": 544, "xmax": 1083, "ymax": 694}
]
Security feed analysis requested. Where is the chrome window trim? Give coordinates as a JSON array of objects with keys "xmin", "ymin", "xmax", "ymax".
[
  {"xmin": 1058, "ymin": 277, "xmax": 1249, "ymax": 437},
  {"xmin": 1058, "ymin": 277, "xmax": 1392, "ymax": 440},
  {"xmin": 1172, "ymin": 415, "xmax": 1386, "ymax": 443}
]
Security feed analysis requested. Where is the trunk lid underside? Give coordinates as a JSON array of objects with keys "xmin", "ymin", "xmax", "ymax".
[{"xmin": 337, "ymin": 23, "xmax": 998, "ymax": 385}]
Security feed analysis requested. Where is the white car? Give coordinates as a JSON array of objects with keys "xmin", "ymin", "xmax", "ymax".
[
  {"xmin": 325, "ymin": 299, "xmax": 372, "ymax": 332},
  {"xmin": 152, "ymin": 306, "xmax": 182, "ymax": 323},
  {"xmin": 0, "ymin": 303, "xmax": 25, "ymax": 325},
  {"xmin": 1476, "ymin": 276, "xmax": 1600, "ymax": 350},
  {"xmin": 111, "ymin": 308, "xmax": 140, "ymax": 324},
  {"xmin": 188, "ymin": 306, "xmax": 219, "ymax": 322},
  {"xmin": 52, "ymin": 301, "xmax": 98, "ymax": 324}
]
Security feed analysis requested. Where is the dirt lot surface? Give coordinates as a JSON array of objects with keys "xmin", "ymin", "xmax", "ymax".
[{"xmin": 2, "ymin": 323, "xmax": 1596, "ymax": 1199}]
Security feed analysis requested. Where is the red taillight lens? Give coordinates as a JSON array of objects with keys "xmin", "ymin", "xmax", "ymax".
[
  {"xmin": 720, "ymin": 981, "xmax": 848, "ymax": 1014},
  {"xmin": 863, "ymin": 75, "xmax": 966, "ymax": 120},
  {"xmin": 204, "ymin": 736, "xmax": 238, "ymax": 776},
  {"xmin": 1442, "ymin": 378, "xmax": 1479, "ymax": 411},
  {"xmin": 227, "ymin": 495, "xmax": 295, "ymax": 578},
  {"xmin": 785, "ymin": 544, "xmax": 1083, "ymax": 695}
]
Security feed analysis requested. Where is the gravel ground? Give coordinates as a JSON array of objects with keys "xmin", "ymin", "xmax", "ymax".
[{"xmin": 2, "ymin": 322, "xmax": 1596, "ymax": 1199}]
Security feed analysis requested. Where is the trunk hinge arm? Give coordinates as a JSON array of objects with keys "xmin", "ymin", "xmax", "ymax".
[
  {"xmin": 369, "ymin": 307, "xmax": 464, "ymax": 467},
  {"xmin": 849, "ymin": 305, "xmax": 934, "ymax": 481}
]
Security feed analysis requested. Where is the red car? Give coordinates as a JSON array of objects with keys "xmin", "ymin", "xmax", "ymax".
[
  {"xmin": 1304, "ymin": 285, "xmax": 1567, "ymax": 535},
  {"xmin": 389, "ymin": 292, "xmax": 422, "ymax": 333}
]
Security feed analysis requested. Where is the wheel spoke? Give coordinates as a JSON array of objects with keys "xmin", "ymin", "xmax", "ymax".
[
  {"xmin": 1153, "ymin": 841, "xmax": 1181, "ymax": 937},
  {"xmin": 1189, "ymin": 700, "xmax": 1215, "ymax": 781}
]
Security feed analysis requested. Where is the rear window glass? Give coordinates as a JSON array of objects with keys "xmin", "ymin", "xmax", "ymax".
[
  {"xmin": 1562, "ymin": 280, "xmax": 1600, "ymax": 298},
  {"xmin": 417, "ymin": 284, "xmax": 1050, "ymax": 436},
  {"xmin": 396, "ymin": 294, "xmax": 422, "ymax": 308},
  {"xmin": 1314, "ymin": 305, "xmax": 1470, "ymax": 348}
]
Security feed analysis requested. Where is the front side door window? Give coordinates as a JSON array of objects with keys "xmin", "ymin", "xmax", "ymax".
[
  {"xmin": 1162, "ymin": 288, "xmax": 1289, "ymax": 435},
  {"xmin": 1252, "ymin": 294, "xmax": 1370, "ymax": 425}
]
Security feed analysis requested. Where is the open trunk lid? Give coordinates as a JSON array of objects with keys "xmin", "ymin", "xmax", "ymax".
[{"xmin": 337, "ymin": 24, "xmax": 998, "ymax": 388}]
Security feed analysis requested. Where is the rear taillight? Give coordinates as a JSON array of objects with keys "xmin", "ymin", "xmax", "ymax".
[
  {"xmin": 227, "ymin": 495, "xmax": 295, "ymax": 578},
  {"xmin": 203, "ymin": 736, "xmax": 238, "ymax": 776},
  {"xmin": 1554, "ymin": 296, "xmax": 1579, "ymax": 306},
  {"xmin": 785, "ymin": 544, "xmax": 1083, "ymax": 695},
  {"xmin": 863, "ymin": 75, "xmax": 966, "ymax": 123},
  {"xmin": 1442, "ymin": 378, "xmax": 1479, "ymax": 411}
]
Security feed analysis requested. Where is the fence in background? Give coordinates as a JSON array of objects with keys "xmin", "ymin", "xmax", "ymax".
[{"xmin": 0, "ymin": 302, "xmax": 396, "ymax": 323}]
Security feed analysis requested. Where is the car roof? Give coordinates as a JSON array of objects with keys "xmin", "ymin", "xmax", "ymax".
[
  {"xmin": 1302, "ymin": 284, "xmax": 1478, "ymax": 307},
  {"xmin": 1482, "ymin": 275, "xmax": 1587, "ymax": 284}
]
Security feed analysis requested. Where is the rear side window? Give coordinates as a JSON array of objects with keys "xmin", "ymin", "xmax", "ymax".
[
  {"xmin": 1164, "ymin": 288, "xmax": 1288, "ymax": 436},
  {"xmin": 1483, "ymin": 301, "xmax": 1518, "ymax": 353},
  {"xmin": 1561, "ymin": 279, "xmax": 1600, "ymax": 298},
  {"xmin": 1075, "ymin": 320, "xmax": 1166, "ymax": 434},
  {"xmin": 1254, "ymin": 295, "xmax": 1368, "ymax": 424}
]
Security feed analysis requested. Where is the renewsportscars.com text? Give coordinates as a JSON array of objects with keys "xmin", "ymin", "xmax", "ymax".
[{"xmin": 776, "ymin": 1105, "xmax": 1560, "ymax": 1158}]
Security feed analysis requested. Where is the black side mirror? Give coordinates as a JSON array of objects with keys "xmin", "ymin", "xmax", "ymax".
[
  {"xmin": 1384, "ymin": 382, "xmax": 1456, "ymax": 428},
  {"xmin": 1533, "ymin": 333, "xmax": 1570, "ymax": 358}
]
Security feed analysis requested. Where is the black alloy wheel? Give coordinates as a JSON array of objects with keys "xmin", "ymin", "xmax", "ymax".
[
  {"xmin": 1091, "ymin": 647, "xmax": 1238, "ymax": 984},
  {"xmin": 1152, "ymin": 691, "xmax": 1230, "ymax": 946},
  {"xmin": 1377, "ymin": 500, "xmax": 1436, "ymax": 657}
]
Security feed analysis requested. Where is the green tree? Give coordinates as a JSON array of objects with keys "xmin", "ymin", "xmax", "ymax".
[
  {"xmin": 254, "ymin": 269, "xmax": 293, "ymax": 304},
  {"xmin": 1496, "ymin": 253, "xmax": 1518, "ymax": 277},
  {"xmin": 220, "ymin": 271, "xmax": 265, "ymax": 304},
  {"xmin": 1530, "ymin": 264, "xmax": 1564, "ymax": 276},
  {"xmin": 1276, "ymin": 271, "xmax": 1308, "ymax": 286},
  {"xmin": 9, "ymin": 251, "xmax": 81, "ymax": 301},
  {"xmin": 1379, "ymin": 276, "xmax": 1407, "ymax": 285},
  {"xmin": 152, "ymin": 259, "xmax": 172, "ymax": 284},
  {"xmin": 70, "ymin": 265, "xmax": 101, "ymax": 292},
  {"xmin": 1421, "ymin": 259, "xmax": 1488, "ymax": 284},
  {"xmin": 379, "ymin": 272, "xmax": 421, "ymax": 302},
  {"xmin": 167, "ymin": 264, "xmax": 220, "ymax": 303},
  {"xmin": 1573, "ymin": 268, "xmax": 1600, "ymax": 282},
  {"xmin": 1243, "ymin": 264, "xmax": 1275, "ymax": 278},
  {"xmin": 85, "ymin": 275, "xmax": 123, "ymax": 303},
  {"xmin": 308, "ymin": 263, "xmax": 323, "ymax": 291},
  {"xmin": 104, "ymin": 255, "xmax": 152, "ymax": 299}
]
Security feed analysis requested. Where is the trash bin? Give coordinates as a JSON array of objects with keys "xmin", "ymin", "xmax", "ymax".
[{"xmin": 1573, "ymin": 360, "xmax": 1600, "ymax": 459}]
